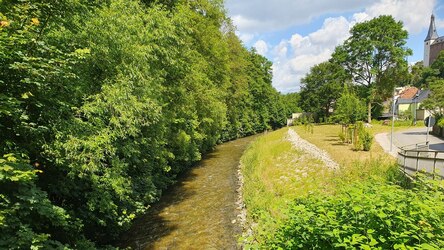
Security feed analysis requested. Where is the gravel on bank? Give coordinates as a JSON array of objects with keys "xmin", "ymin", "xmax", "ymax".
[
  {"xmin": 237, "ymin": 128, "xmax": 339, "ymax": 247},
  {"xmin": 287, "ymin": 128, "xmax": 339, "ymax": 170}
]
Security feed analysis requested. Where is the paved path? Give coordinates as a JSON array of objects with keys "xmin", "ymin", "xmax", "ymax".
[{"xmin": 376, "ymin": 127, "xmax": 444, "ymax": 157}]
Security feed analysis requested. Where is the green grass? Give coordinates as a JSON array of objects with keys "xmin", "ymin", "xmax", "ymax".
[
  {"xmin": 240, "ymin": 123, "xmax": 419, "ymax": 247},
  {"xmin": 241, "ymin": 128, "xmax": 336, "ymax": 245}
]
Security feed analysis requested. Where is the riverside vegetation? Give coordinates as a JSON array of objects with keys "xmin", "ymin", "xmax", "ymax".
[
  {"xmin": 241, "ymin": 125, "xmax": 444, "ymax": 249},
  {"xmin": 0, "ymin": 0, "xmax": 299, "ymax": 248}
]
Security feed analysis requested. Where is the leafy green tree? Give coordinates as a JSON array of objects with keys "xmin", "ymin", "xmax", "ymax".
[
  {"xmin": 0, "ymin": 0, "xmax": 102, "ymax": 247},
  {"xmin": 247, "ymin": 49, "xmax": 285, "ymax": 131},
  {"xmin": 431, "ymin": 50, "xmax": 444, "ymax": 79},
  {"xmin": 0, "ymin": 0, "xmax": 289, "ymax": 247},
  {"xmin": 281, "ymin": 92, "xmax": 302, "ymax": 117},
  {"xmin": 409, "ymin": 61, "xmax": 426, "ymax": 87},
  {"xmin": 422, "ymin": 79, "xmax": 444, "ymax": 125},
  {"xmin": 332, "ymin": 15, "xmax": 412, "ymax": 123},
  {"xmin": 222, "ymin": 27, "xmax": 255, "ymax": 139},
  {"xmin": 333, "ymin": 87, "xmax": 366, "ymax": 124},
  {"xmin": 299, "ymin": 61, "xmax": 350, "ymax": 121}
]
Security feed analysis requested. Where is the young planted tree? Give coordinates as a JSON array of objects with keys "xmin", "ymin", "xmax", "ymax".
[
  {"xmin": 332, "ymin": 15, "xmax": 412, "ymax": 123},
  {"xmin": 334, "ymin": 87, "xmax": 366, "ymax": 125}
]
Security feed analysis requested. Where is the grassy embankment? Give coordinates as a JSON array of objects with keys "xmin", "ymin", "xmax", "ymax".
[{"xmin": 241, "ymin": 123, "xmax": 444, "ymax": 249}]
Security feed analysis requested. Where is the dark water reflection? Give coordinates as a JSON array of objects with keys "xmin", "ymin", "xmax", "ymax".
[{"xmin": 119, "ymin": 135, "xmax": 257, "ymax": 249}]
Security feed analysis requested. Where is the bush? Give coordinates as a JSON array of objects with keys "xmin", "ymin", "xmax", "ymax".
[
  {"xmin": 361, "ymin": 130, "xmax": 373, "ymax": 151},
  {"xmin": 266, "ymin": 180, "xmax": 444, "ymax": 249},
  {"xmin": 338, "ymin": 131, "xmax": 346, "ymax": 143},
  {"xmin": 353, "ymin": 122, "xmax": 373, "ymax": 151},
  {"xmin": 304, "ymin": 123, "xmax": 314, "ymax": 134}
]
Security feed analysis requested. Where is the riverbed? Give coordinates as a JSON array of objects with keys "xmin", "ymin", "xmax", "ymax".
[{"xmin": 120, "ymin": 135, "xmax": 257, "ymax": 249}]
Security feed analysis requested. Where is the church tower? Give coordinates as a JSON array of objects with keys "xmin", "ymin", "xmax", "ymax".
[{"xmin": 424, "ymin": 14, "xmax": 439, "ymax": 67}]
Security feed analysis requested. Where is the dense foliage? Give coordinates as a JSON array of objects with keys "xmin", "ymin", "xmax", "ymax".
[
  {"xmin": 267, "ymin": 179, "xmax": 444, "ymax": 249},
  {"xmin": 0, "ymin": 0, "xmax": 292, "ymax": 248},
  {"xmin": 332, "ymin": 15, "xmax": 411, "ymax": 123},
  {"xmin": 421, "ymin": 51, "xmax": 444, "ymax": 125},
  {"xmin": 333, "ymin": 87, "xmax": 366, "ymax": 125},
  {"xmin": 299, "ymin": 61, "xmax": 349, "ymax": 122}
]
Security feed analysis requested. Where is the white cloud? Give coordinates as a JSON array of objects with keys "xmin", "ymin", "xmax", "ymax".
[
  {"xmin": 357, "ymin": 0, "xmax": 436, "ymax": 33},
  {"xmin": 226, "ymin": 0, "xmax": 374, "ymax": 34},
  {"xmin": 253, "ymin": 40, "xmax": 269, "ymax": 56},
  {"xmin": 271, "ymin": 16, "xmax": 351, "ymax": 93},
  {"xmin": 273, "ymin": 40, "xmax": 289, "ymax": 58},
  {"xmin": 226, "ymin": 0, "xmax": 438, "ymax": 93},
  {"xmin": 237, "ymin": 32, "xmax": 255, "ymax": 44}
]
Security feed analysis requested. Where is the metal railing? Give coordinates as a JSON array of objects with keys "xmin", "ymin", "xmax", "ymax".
[{"xmin": 398, "ymin": 142, "xmax": 444, "ymax": 179}]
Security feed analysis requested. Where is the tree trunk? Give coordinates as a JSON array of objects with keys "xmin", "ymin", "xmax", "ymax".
[{"xmin": 367, "ymin": 101, "xmax": 372, "ymax": 123}]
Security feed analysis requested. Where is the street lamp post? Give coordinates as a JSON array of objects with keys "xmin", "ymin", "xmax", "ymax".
[
  {"xmin": 413, "ymin": 92, "xmax": 419, "ymax": 126},
  {"xmin": 390, "ymin": 90, "xmax": 396, "ymax": 152},
  {"xmin": 390, "ymin": 87, "xmax": 402, "ymax": 152}
]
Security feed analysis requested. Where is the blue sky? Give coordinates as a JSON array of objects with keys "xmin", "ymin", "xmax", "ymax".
[{"xmin": 225, "ymin": 0, "xmax": 444, "ymax": 93}]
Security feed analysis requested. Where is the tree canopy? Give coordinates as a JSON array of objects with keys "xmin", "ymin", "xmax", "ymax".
[
  {"xmin": 0, "ymin": 0, "xmax": 295, "ymax": 248},
  {"xmin": 299, "ymin": 61, "xmax": 350, "ymax": 121},
  {"xmin": 333, "ymin": 87, "xmax": 366, "ymax": 125},
  {"xmin": 332, "ymin": 15, "xmax": 412, "ymax": 122}
]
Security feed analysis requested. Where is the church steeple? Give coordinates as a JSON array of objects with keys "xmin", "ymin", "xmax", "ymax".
[{"xmin": 425, "ymin": 14, "xmax": 439, "ymax": 41}]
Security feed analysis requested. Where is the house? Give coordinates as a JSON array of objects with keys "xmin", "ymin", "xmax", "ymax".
[
  {"xmin": 396, "ymin": 87, "xmax": 431, "ymax": 120},
  {"xmin": 424, "ymin": 14, "xmax": 444, "ymax": 67}
]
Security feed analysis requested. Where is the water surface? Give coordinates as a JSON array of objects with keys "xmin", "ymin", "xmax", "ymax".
[{"xmin": 120, "ymin": 135, "xmax": 257, "ymax": 249}]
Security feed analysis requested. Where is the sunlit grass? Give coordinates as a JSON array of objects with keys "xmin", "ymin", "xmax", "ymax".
[
  {"xmin": 241, "ymin": 128, "xmax": 336, "ymax": 244},
  {"xmin": 241, "ymin": 123, "xmax": 416, "ymax": 245},
  {"xmin": 241, "ymin": 122, "xmax": 435, "ymax": 247},
  {"xmin": 294, "ymin": 124, "xmax": 392, "ymax": 168}
]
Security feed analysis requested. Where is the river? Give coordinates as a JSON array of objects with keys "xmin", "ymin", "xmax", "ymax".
[{"xmin": 119, "ymin": 135, "xmax": 257, "ymax": 249}]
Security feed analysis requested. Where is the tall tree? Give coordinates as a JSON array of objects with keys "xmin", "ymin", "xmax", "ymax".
[
  {"xmin": 0, "ymin": 0, "xmax": 289, "ymax": 247},
  {"xmin": 422, "ymin": 51, "xmax": 444, "ymax": 125},
  {"xmin": 422, "ymin": 79, "xmax": 444, "ymax": 124},
  {"xmin": 409, "ymin": 61, "xmax": 426, "ymax": 87},
  {"xmin": 299, "ymin": 61, "xmax": 350, "ymax": 121},
  {"xmin": 332, "ymin": 15, "xmax": 412, "ymax": 123}
]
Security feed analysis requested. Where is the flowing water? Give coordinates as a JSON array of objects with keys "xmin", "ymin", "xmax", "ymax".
[{"xmin": 120, "ymin": 135, "xmax": 257, "ymax": 249}]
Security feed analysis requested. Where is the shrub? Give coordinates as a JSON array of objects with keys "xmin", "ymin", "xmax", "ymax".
[
  {"xmin": 338, "ymin": 131, "xmax": 346, "ymax": 143},
  {"xmin": 361, "ymin": 130, "xmax": 373, "ymax": 151},
  {"xmin": 353, "ymin": 122, "xmax": 373, "ymax": 151},
  {"xmin": 266, "ymin": 180, "xmax": 444, "ymax": 249},
  {"xmin": 304, "ymin": 123, "xmax": 314, "ymax": 134}
]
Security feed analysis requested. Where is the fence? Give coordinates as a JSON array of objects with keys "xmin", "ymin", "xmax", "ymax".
[{"xmin": 397, "ymin": 142, "xmax": 444, "ymax": 179}]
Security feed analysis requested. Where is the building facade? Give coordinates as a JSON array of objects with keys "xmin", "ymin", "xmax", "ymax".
[{"xmin": 424, "ymin": 14, "xmax": 444, "ymax": 67}]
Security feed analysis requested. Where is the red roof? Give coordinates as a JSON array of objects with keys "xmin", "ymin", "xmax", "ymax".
[{"xmin": 399, "ymin": 87, "xmax": 419, "ymax": 99}]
